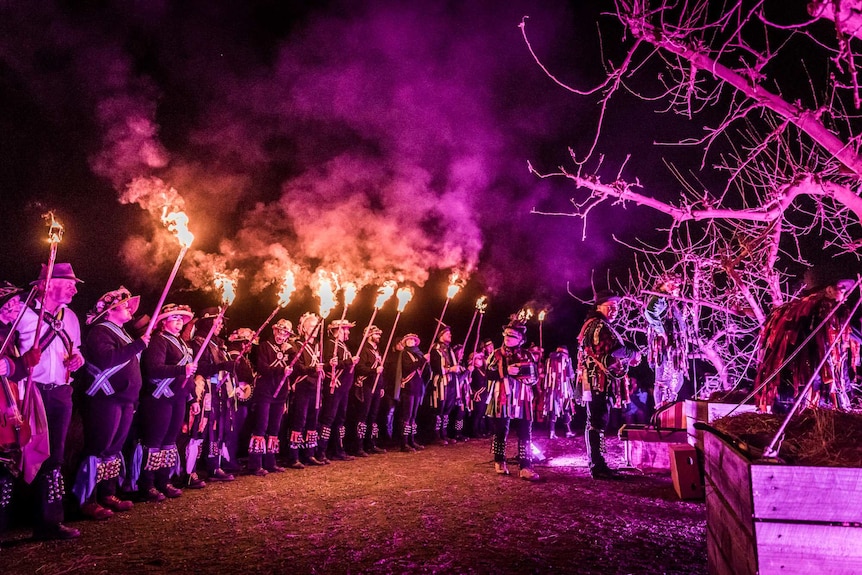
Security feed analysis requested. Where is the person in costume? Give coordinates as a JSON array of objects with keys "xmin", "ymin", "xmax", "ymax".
[
  {"xmin": 754, "ymin": 268, "xmax": 858, "ymax": 413},
  {"xmin": 74, "ymin": 287, "xmax": 149, "ymax": 520},
  {"xmin": 188, "ymin": 308, "xmax": 236, "ymax": 482},
  {"xmin": 349, "ymin": 325, "xmax": 387, "ymax": 456},
  {"xmin": 285, "ymin": 313, "xmax": 325, "ymax": 468},
  {"xmin": 224, "ymin": 327, "xmax": 256, "ymax": 473},
  {"xmin": 248, "ymin": 319, "xmax": 293, "ymax": 475},
  {"xmin": 427, "ymin": 324, "xmax": 463, "ymax": 446},
  {"xmin": 393, "ymin": 334, "xmax": 427, "ymax": 452},
  {"xmin": 543, "ymin": 346, "xmax": 576, "ymax": 439},
  {"xmin": 16, "ymin": 263, "xmax": 85, "ymax": 540},
  {"xmin": 466, "ymin": 351, "xmax": 490, "ymax": 438},
  {"xmin": 316, "ymin": 319, "xmax": 357, "ymax": 462},
  {"xmin": 576, "ymin": 290, "xmax": 640, "ymax": 479},
  {"xmin": 486, "ymin": 321, "xmax": 540, "ymax": 481},
  {"xmin": 139, "ymin": 304, "xmax": 198, "ymax": 499},
  {"xmin": 644, "ymin": 274, "xmax": 689, "ymax": 406}
]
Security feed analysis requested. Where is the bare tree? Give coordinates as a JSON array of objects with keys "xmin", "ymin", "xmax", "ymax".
[{"xmin": 525, "ymin": 0, "xmax": 862, "ymax": 392}]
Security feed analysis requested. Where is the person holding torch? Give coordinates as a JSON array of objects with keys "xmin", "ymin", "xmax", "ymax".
[{"xmin": 285, "ymin": 313, "xmax": 326, "ymax": 468}]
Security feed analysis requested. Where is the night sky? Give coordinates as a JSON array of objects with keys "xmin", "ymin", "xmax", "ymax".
[{"xmin": 0, "ymin": 1, "xmax": 702, "ymax": 349}]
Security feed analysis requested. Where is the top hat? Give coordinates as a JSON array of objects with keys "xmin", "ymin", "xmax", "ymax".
[
  {"xmin": 502, "ymin": 321, "xmax": 526, "ymax": 340},
  {"xmin": 32, "ymin": 262, "xmax": 83, "ymax": 285},
  {"xmin": 594, "ymin": 289, "xmax": 621, "ymax": 306},
  {"xmin": 86, "ymin": 286, "xmax": 140, "ymax": 325},
  {"xmin": 199, "ymin": 307, "xmax": 224, "ymax": 320}
]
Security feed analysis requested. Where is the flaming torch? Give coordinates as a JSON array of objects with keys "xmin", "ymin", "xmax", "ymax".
[
  {"xmin": 462, "ymin": 295, "xmax": 487, "ymax": 352},
  {"xmin": 372, "ymin": 286, "xmax": 414, "ymax": 395},
  {"xmin": 189, "ymin": 272, "xmax": 236, "ymax": 368},
  {"xmin": 144, "ymin": 206, "xmax": 195, "ymax": 337},
  {"xmin": 355, "ymin": 281, "xmax": 396, "ymax": 357},
  {"xmin": 472, "ymin": 296, "xmax": 489, "ymax": 354},
  {"xmin": 316, "ymin": 270, "xmax": 337, "ymax": 406},
  {"xmin": 339, "ymin": 281, "xmax": 358, "ymax": 321},
  {"xmin": 246, "ymin": 269, "xmax": 296, "ymax": 354},
  {"xmin": 427, "ymin": 272, "xmax": 462, "ymax": 355}
]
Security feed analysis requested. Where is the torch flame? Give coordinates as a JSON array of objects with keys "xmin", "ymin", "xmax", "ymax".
[
  {"xmin": 446, "ymin": 272, "xmax": 462, "ymax": 300},
  {"xmin": 213, "ymin": 271, "xmax": 237, "ymax": 306},
  {"xmin": 161, "ymin": 206, "xmax": 194, "ymax": 248},
  {"xmin": 43, "ymin": 211, "xmax": 65, "ymax": 244},
  {"xmin": 342, "ymin": 282, "xmax": 358, "ymax": 308},
  {"xmin": 538, "ymin": 309, "xmax": 547, "ymax": 322},
  {"xmin": 317, "ymin": 270, "xmax": 337, "ymax": 319},
  {"xmin": 395, "ymin": 287, "xmax": 414, "ymax": 313},
  {"xmin": 374, "ymin": 281, "xmax": 397, "ymax": 309},
  {"xmin": 277, "ymin": 270, "xmax": 296, "ymax": 308},
  {"xmin": 476, "ymin": 295, "xmax": 488, "ymax": 313},
  {"xmin": 518, "ymin": 308, "xmax": 534, "ymax": 322}
]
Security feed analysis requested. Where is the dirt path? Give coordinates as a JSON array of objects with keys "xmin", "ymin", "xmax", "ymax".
[{"xmin": 2, "ymin": 436, "xmax": 706, "ymax": 575}]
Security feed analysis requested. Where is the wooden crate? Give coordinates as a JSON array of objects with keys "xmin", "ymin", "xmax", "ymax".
[
  {"xmin": 703, "ymin": 430, "xmax": 862, "ymax": 575},
  {"xmin": 685, "ymin": 400, "xmax": 757, "ymax": 450},
  {"xmin": 618, "ymin": 425, "xmax": 688, "ymax": 473}
]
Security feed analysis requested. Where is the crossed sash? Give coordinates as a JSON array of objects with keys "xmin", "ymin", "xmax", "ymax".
[
  {"xmin": 85, "ymin": 322, "xmax": 140, "ymax": 396},
  {"xmin": 151, "ymin": 333, "xmax": 191, "ymax": 398}
]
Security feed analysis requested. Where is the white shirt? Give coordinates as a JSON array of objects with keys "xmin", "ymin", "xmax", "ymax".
[{"xmin": 16, "ymin": 303, "xmax": 82, "ymax": 386}]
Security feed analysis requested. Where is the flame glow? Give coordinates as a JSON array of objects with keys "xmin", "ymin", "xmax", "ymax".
[
  {"xmin": 161, "ymin": 206, "xmax": 194, "ymax": 248},
  {"xmin": 446, "ymin": 272, "xmax": 462, "ymax": 300},
  {"xmin": 43, "ymin": 211, "xmax": 65, "ymax": 244},
  {"xmin": 374, "ymin": 280, "xmax": 397, "ymax": 309},
  {"xmin": 213, "ymin": 271, "xmax": 238, "ymax": 306},
  {"xmin": 342, "ymin": 282, "xmax": 358, "ymax": 308},
  {"xmin": 518, "ymin": 308, "xmax": 534, "ymax": 322},
  {"xmin": 316, "ymin": 270, "xmax": 337, "ymax": 319},
  {"xmin": 277, "ymin": 269, "xmax": 296, "ymax": 307},
  {"xmin": 475, "ymin": 295, "xmax": 488, "ymax": 313},
  {"xmin": 538, "ymin": 310, "xmax": 547, "ymax": 322},
  {"xmin": 395, "ymin": 287, "xmax": 414, "ymax": 312}
]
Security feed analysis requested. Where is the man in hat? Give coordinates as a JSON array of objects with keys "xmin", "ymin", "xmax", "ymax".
[
  {"xmin": 248, "ymin": 319, "xmax": 293, "ymax": 475},
  {"xmin": 393, "ymin": 333, "xmax": 427, "ymax": 452},
  {"xmin": 644, "ymin": 273, "xmax": 689, "ymax": 407},
  {"xmin": 139, "ymin": 303, "xmax": 198, "ymax": 500},
  {"xmin": 316, "ymin": 319, "xmax": 358, "ymax": 462},
  {"xmin": 348, "ymin": 325, "xmax": 386, "ymax": 456},
  {"xmin": 486, "ymin": 321, "xmax": 541, "ymax": 481},
  {"xmin": 755, "ymin": 268, "xmax": 858, "ymax": 413},
  {"xmin": 189, "ymin": 307, "xmax": 236, "ymax": 482},
  {"xmin": 576, "ymin": 290, "xmax": 641, "ymax": 479},
  {"xmin": 427, "ymin": 324, "xmax": 464, "ymax": 446},
  {"xmin": 73, "ymin": 287, "xmax": 149, "ymax": 520},
  {"xmin": 224, "ymin": 327, "xmax": 256, "ymax": 473},
  {"xmin": 285, "ymin": 313, "xmax": 325, "ymax": 467},
  {"xmin": 543, "ymin": 346, "xmax": 577, "ymax": 439},
  {"xmin": 16, "ymin": 262, "xmax": 85, "ymax": 540}
]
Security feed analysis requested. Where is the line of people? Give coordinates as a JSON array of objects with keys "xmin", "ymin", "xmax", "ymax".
[{"xmin": 2, "ymin": 263, "xmax": 614, "ymax": 543}]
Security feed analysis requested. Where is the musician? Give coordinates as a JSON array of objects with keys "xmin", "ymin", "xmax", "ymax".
[
  {"xmin": 577, "ymin": 290, "xmax": 641, "ymax": 479},
  {"xmin": 189, "ymin": 308, "xmax": 236, "ymax": 482},
  {"xmin": 73, "ymin": 287, "xmax": 149, "ymax": 520},
  {"xmin": 543, "ymin": 346, "xmax": 576, "ymax": 439},
  {"xmin": 248, "ymin": 320, "xmax": 293, "ymax": 475},
  {"xmin": 139, "ymin": 304, "xmax": 198, "ymax": 500},
  {"xmin": 428, "ymin": 324, "xmax": 463, "ymax": 446},
  {"xmin": 349, "ymin": 325, "xmax": 386, "ymax": 456},
  {"xmin": 393, "ymin": 334, "xmax": 427, "ymax": 452},
  {"xmin": 644, "ymin": 274, "xmax": 689, "ymax": 407},
  {"xmin": 224, "ymin": 328, "xmax": 256, "ymax": 474},
  {"xmin": 16, "ymin": 263, "xmax": 85, "ymax": 540},
  {"xmin": 486, "ymin": 321, "xmax": 540, "ymax": 481},
  {"xmin": 285, "ymin": 313, "xmax": 325, "ymax": 468},
  {"xmin": 316, "ymin": 319, "xmax": 357, "ymax": 462}
]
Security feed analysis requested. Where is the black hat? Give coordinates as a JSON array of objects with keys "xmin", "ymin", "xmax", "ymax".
[
  {"xmin": 31, "ymin": 262, "xmax": 83, "ymax": 285},
  {"xmin": 502, "ymin": 322, "xmax": 526, "ymax": 340},
  {"xmin": 594, "ymin": 289, "xmax": 621, "ymax": 306}
]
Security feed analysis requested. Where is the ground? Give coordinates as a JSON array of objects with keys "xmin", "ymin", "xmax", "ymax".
[{"xmin": 2, "ymin": 435, "xmax": 707, "ymax": 575}]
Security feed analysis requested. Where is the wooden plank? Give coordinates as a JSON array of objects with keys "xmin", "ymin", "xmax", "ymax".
[
  {"xmin": 756, "ymin": 522, "xmax": 862, "ymax": 575},
  {"xmin": 703, "ymin": 432, "xmax": 754, "ymax": 538},
  {"xmin": 705, "ymin": 480, "xmax": 758, "ymax": 575},
  {"xmin": 751, "ymin": 465, "xmax": 862, "ymax": 523},
  {"xmin": 686, "ymin": 400, "xmax": 757, "ymax": 450}
]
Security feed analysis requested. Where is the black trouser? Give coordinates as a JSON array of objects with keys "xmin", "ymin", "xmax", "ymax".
[
  {"xmin": 348, "ymin": 384, "xmax": 384, "ymax": 450},
  {"xmin": 35, "ymin": 384, "xmax": 73, "ymax": 527},
  {"xmin": 585, "ymin": 392, "xmax": 611, "ymax": 469},
  {"xmin": 0, "ymin": 466, "xmax": 14, "ymax": 534},
  {"xmin": 318, "ymin": 379, "xmax": 351, "ymax": 456},
  {"xmin": 139, "ymin": 391, "xmax": 187, "ymax": 490},
  {"xmin": 79, "ymin": 394, "xmax": 136, "ymax": 499},
  {"xmin": 288, "ymin": 382, "xmax": 319, "ymax": 462},
  {"xmin": 435, "ymin": 383, "xmax": 457, "ymax": 440},
  {"xmin": 248, "ymin": 399, "xmax": 285, "ymax": 470},
  {"xmin": 471, "ymin": 396, "xmax": 489, "ymax": 437},
  {"xmin": 225, "ymin": 401, "xmax": 250, "ymax": 467},
  {"xmin": 491, "ymin": 417, "xmax": 534, "ymax": 469}
]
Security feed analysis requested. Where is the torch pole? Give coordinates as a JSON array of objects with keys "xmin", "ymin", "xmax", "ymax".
[
  {"xmin": 355, "ymin": 307, "xmax": 380, "ymax": 359},
  {"xmin": 461, "ymin": 308, "xmax": 478, "ymax": 351},
  {"xmin": 426, "ymin": 298, "xmax": 451, "ymax": 356},
  {"xmin": 370, "ymin": 311, "xmax": 402, "ymax": 396},
  {"xmin": 144, "ymin": 245, "xmax": 189, "ymax": 338},
  {"xmin": 472, "ymin": 312, "xmax": 485, "ymax": 355},
  {"xmin": 245, "ymin": 305, "xmax": 280, "ymax": 355}
]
